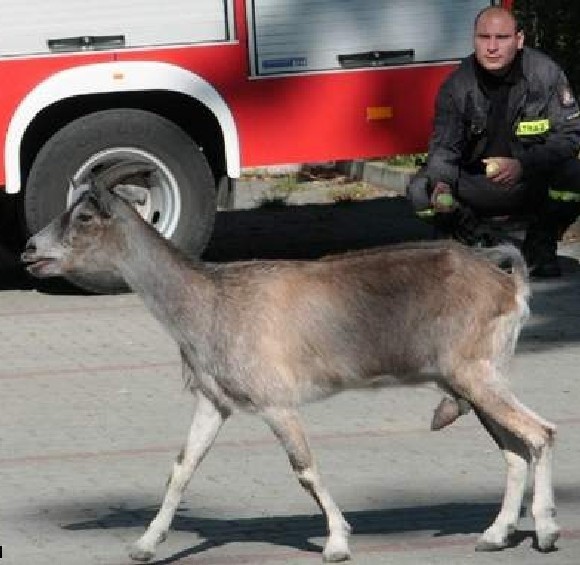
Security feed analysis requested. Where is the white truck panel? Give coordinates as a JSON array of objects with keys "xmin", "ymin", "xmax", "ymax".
[
  {"xmin": 0, "ymin": 0, "xmax": 231, "ymax": 56},
  {"xmin": 249, "ymin": 0, "xmax": 492, "ymax": 75}
]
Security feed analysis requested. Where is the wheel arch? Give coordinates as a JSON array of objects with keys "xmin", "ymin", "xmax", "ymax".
[{"xmin": 6, "ymin": 61, "xmax": 241, "ymax": 194}]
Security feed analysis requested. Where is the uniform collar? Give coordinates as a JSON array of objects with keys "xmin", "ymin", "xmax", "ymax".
[{"xmin": 474, "ymin": 49, "xmax": 524, "ymax": 89}]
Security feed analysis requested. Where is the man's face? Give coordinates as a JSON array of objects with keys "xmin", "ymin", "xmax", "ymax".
[{"xmin": 474, "ymin": 11, "xmax": 524, "ymax": 74}]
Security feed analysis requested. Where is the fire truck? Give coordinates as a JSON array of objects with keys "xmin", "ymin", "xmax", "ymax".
[{"xmin": 0, "ymin": 0, "xmax": 510, "ymax": 290}]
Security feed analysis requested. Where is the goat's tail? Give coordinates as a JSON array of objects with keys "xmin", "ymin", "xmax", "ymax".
[
  {"xmin": 478, "ymin": 244, "xmax": 530, "ymax": 367},
  {"xmin": 477, "ymin": 244, "xmax": 530, "ymax": 301}
]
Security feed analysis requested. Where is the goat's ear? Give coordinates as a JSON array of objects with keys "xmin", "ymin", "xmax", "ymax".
[{"xmin": 111, "ymin": 184, "xmax": 149, "ymax": 206}]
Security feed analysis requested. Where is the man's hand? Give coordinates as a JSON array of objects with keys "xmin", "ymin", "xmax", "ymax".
[
  {"xmin": 483, "ymin": 157, "xmax": 523, "ymax": 186},
  {"xmin": 430, "ymin": 181, "xmax": 454, "ymax": 212}
]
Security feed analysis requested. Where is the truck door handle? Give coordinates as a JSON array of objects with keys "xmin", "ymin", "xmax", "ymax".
[
  {"xmin": 47, "ymin": 35, "xmax": 125, "ymax": 53},
  {"xmin": 338, "ymin": 49, "xmax": 414, "ymax": 68}
]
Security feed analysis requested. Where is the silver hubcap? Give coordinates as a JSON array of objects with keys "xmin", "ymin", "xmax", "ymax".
[{"xmin": 68, "ymin": 147, "xmax": 182, "ymax": 238}]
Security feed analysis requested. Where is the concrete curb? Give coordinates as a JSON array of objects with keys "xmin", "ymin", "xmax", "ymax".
[
  {"xmin": 335, "ymin": 160, "xmax": 417, "ymax": 195},
  {"xmin": 242, "ymin": 160, "xmax": 417, "ymax": 197}
]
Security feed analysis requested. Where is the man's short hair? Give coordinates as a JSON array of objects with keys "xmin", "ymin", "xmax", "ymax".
[{"xmin": 474, "ymin": 6, "xmax": 522, "ymax": 33}]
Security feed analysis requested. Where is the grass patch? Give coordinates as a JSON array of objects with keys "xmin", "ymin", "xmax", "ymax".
[
  {"xmin": 328, "ymin": 182, "xmax": 381, "ymax": 204},
  {"xmin": 383, "ymin": 153, "xmax": 426, "ymax": 167},
  {"xmin": 256, "ymin": 174, "xmax": 301, "ymax": 207}
]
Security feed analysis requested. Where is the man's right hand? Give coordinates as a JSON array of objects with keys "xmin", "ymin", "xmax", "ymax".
[
  {"xmin": 483, "ymin": 157, "xmax": 523, "ymax": 186},
  {"xmin": 430, "ymin": 181, "xmax": 454, "ymax": 212}
]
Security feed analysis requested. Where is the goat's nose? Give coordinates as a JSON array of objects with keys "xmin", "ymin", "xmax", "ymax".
[{"xmin": 21, "ymin": 239, "xmax": 37, "ymax": 260}]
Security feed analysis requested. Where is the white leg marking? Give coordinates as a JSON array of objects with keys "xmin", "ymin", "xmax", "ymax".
[
  {"xmin": 130, "ymin": 390, "xmax": 227, "ymax": 561},
  {"xmin": 262, "ymin": 408, "xmax": 351, "ymax": 562},
  {"xmin": 298, "ymin": 468, "xmax": 352, "ymax": 562},
  {"xmin": 452, "ymin": 363, "xmax": 557, "ymax": 552},
  {"xmin": 473, "ymin": 401, "xmax": 558, "ymax": 553},
  {"xmin": 477, "ymin": 448, "xmax": 528, "ymax": 550},
  {"xmin": 532, "ymin": 428, "xmax": 559, "ymax": 551}
]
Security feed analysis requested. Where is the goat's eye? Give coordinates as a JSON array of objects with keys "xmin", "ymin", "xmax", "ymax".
[{"xmin": 77, "ymin": 211, "xmax": 94, "ymax": 223}]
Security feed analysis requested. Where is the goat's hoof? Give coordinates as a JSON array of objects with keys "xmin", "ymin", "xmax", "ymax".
[
  {"xmin": 475, "ymin": 523, "xmax": 514, "ymax": 552},
  {"xmin": 322, "ymin": 527, "xmax": 351, "ymax": 562},
  {"xmin": 323, "ymin": 550, "xmax": 351, "ymax": 563},
  {"xmin": 475, "ymin": 540, "xmax": 506, "ymax": 552},
  {"xmin": 129, "ymin": 547, "xmax": 156, "ymax": 562},
  {"xmin": 323, "ymin": 540, "xmax": 351, "ymax": 562},
  {"xmin": 130, "ymin": 531, "xmax": 167, "ymax": 561},
  {"xmin": 475, "ymin": 536, "xmax": 508, "ymax": 552},
  {"xmin": 536, "ymin": 527, "xmax": 560, "ymax": 552}
]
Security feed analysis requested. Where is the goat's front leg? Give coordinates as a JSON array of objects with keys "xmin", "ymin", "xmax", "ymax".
[
  {"xmin": 130, "ymin": 389, "xmax": 229, "ymax": 561},
  {"xmin": 262, "ymin": 407, "xmax": 351, "ymax": 562}
]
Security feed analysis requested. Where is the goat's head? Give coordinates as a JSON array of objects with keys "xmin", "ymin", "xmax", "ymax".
[{"xmin": 21, "ymin": 162, "xmax": 153, "ymax": 280}]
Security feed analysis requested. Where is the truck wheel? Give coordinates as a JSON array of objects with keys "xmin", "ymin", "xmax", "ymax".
[{"xmin": 24, "ymin": 108, "xmax": 217, "ymax": 293}]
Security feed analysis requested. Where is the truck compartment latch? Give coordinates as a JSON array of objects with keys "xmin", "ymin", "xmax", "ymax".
[
  {"xmin": 47, "ymin": 35, "xmax": 126, "ymax": 53},
  {"xmin": 338, "ymin": 49, "xmax": 414, "ymax": 68}
]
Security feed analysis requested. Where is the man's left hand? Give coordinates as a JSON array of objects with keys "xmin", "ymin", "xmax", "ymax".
[{"xmin": 483, "ymin": 157, "xmax": 523, "ymax": 187}]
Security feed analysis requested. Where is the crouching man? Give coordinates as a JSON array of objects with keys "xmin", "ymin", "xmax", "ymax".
[{"xmin": 407, "ymin": 6, "xmax": 580, "ymax": 277}]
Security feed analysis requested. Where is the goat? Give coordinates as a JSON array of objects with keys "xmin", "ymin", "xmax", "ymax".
[{"xmin": 21, "ymin": 163, "xmax": 559, "ymax": 562}]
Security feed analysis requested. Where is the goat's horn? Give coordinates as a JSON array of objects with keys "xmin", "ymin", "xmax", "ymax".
[{"xmin": 97, "ymin": 162, "xmax": 157, "ymax": 190}]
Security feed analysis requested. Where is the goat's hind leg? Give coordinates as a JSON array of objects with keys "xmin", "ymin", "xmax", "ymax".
[
  {"xmin": 262, "ymin": 407, "xmax": 352, "ymax": 562},
  {"xmin": 454, "ymin": 362, "xmax": 559, "ymax": 552},
  {"xmin": 529, "ymin": 402, "xmax": 558, "ymax": 551},
  {"xmin": 130, "ymin": 389, "xmax": 228, "ymax": 561},
  {"xmin": 472, "ymin": 408, "xmax": 530, "ymax": 550}
]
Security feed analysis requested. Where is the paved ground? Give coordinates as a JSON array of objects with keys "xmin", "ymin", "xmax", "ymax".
[{"xmin": 2, "ymin": 187, "xmax": 580, "ymax": 564}]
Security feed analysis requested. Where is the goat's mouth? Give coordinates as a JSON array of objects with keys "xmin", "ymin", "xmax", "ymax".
[{"xmin": 21, "ymin": 254, "xmax": 61, "ymax": 277}]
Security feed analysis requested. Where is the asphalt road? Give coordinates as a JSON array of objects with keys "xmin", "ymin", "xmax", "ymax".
[{"xmin": 1, "ymin": 192, "xmax": 580, "ymax": 564}]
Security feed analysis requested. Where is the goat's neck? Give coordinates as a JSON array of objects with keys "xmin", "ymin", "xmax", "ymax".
[{"xmin": 114, "ymin": 217, "xmax": 215, "ymax": 340}]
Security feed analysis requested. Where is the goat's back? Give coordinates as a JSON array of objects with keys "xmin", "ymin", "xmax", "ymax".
[{"xmin": 204, "ymin": 242, "xmax": 527, "ymax": 407}]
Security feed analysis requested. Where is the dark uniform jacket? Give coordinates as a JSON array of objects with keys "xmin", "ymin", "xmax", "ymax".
[{"xmin": 425, "ymin": 47, "xmax": 580, "ymax": 187}]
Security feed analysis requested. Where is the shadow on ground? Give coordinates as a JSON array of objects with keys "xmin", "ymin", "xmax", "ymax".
[
  {"xmin": 204, "ymin": 196, "xmax": 434, "ymax": 262},
  {"xmin": 62, "ymin": 501, "xmax": 505, "ymax": 562}
]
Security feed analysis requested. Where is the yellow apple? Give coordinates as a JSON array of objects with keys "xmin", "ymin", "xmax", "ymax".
[{"xmin": 485, "ymin": 159, "xmax": 500, "ymax": 177}]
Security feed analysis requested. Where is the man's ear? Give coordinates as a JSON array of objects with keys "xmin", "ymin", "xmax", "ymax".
[
  {"xmin": 111, "ymin": 184, "xmax": 149, "ymax": 206},
  {"xmin": 516, "ymin": 30, "xmax": 524, "ymax": 50}
]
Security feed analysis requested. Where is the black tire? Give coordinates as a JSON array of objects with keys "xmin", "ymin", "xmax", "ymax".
[{"xmin": 24, "ymin": 108, "xmax": 217, "ymax": 293}]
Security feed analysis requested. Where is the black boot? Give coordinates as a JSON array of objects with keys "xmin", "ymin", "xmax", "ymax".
[
  {"xmin": 433, "ymin": 208, "xmax": 500, "ymax": 247},
  {"xmin": 522, "ymin": 223, "xmax": 561, "ymax": 278}
]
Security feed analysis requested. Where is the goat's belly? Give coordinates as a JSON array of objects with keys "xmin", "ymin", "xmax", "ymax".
[
  {"xmin": 347, "ymin": 371, "xmax": 441, "ymax": 389},
  {"xmin": 291, "ymin": 367, "xmax": 439, "ymax": 404},
  {"xmin": 195, "ymin": 357, "xmax": 441, "ymax": 411}
]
